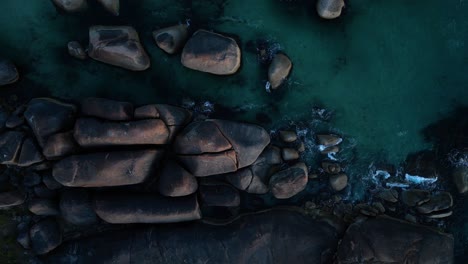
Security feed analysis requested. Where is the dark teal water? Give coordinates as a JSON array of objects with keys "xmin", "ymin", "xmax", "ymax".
[{"xmin": 0, "ymin": 0, "xmax": 467, "ymax": 260}]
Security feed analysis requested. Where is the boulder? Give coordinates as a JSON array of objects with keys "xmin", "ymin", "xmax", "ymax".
[
  {"xmin": 97, "ymin": 0, "xmax": 119, "ymax": 16},
  {"xmin": 151, "ymin": 104, "xmax": 192, "ymax": 126},
  {"xmin": 246, "ymin": 174, "xmax": 269, "ymax": 194},
  {"xmin": 279, "ymin": 130, "xmax": 297, "ymax": 143},
  {"xmin": 401, "ymin": 189, "xmax": 430, "ymax": 207},
  {"xmin": 199, "ymin": 182, "xmax": 240, "ymax": 207},
  {"xmin": 47, "ymin": 209, "xmax": 339, "ymax": 263},
  {"xmin": 157, "ymin": 160, "xmax": 198, "ymax": 197},
  {"xmin": 329, "ymin": 173, "xmax": 348, "ymax": 191},
  {"xmin": 0, "ymin": 131, "xmax": 25, "ymax": 165},
  {"xmin": 67, "ymin": 41, "xmax": 87, "ymax": 60},
  {"xmin": 0, "ymin": 59, "xmax": 19, "ymax": 86},
  {"xmin": 246, "ymin": 146, "xmax": 283, "ymax": 194},
  {"xmin": 291, "ymin": 162, "xmax": 309, "ymax": 177},
  {"xmin": 174, "ymin": 121, "xmax": 232, "ymax": 154},
  {"xmin": 269, "ymin": 167, "xmax": 308, "ymax": 199},
  {"xmin": 322, "ymin": 161, "xmax": 341, "ymax": 174},
  {"xmin": 81, "ymin": 97, "xmax": 133, "ymax": 121},
  {"xmin": 88, "ymin": 26, "xmax": 150, "ymax": 71},
  {"xmin": 0, "ymin": 191, "xmax": 25, "ymax": 208},
  {"xmin": 34, "ymin": 184, "xmax": 58, "ymax": 198},
  {"xmin": 60, "ymin": 189, "xmax": 98, "ymax": 226},
  {"xmin": 224, "ymin": 167, "xmax": 253, "ymax": 191},
  {"xmin": 268, "ymin": 53, "xmax": 292, "ymax": 89},
  {"xmin": 376, "ymin": 188, "xmax": 399, "ymax": 203},
  {"xmin": 53, "ymin": 150, "xmax": 163, "ymax": 187},
  {"xmin": 453, "ymin": 166, "xmax": 468, "ymax": 194},
  {"xmin": 316, "ymin": 134, "xmax": 342, "ymax": 148},
  {"xmin": 416, "ymin": 192, "xmax": 453, "ymax": 214},
  {"xmin": 337, "ymin": 216, "xmax": 454, "ymax": 263},
  {"xmin": 17, "ymin": 138, "xmax": 45, "ymax": 167},
  {"xmin": 28, "ymin": 198, "xmax": 60, "ymax": 216},
  {"xmin": 42, "ymin": 132, "xmax": 79, "ymax": 159},
  {"xmin": 316, "ymin": 0, "xmax": 345, "ymax": 20},
  {"xmin": 178, "ymin": 150, "xmax": 238, "ymax": 177},
  {"xmin": 74, "ymin": 118, "xmax": 170, "ymax": 147},
  {"xmin": 181, "ymin": 30, "xmax": 241, "ymax": 75},
  {"xmin": 24, "ymin": 98, "xmax": 77, "ymax": 147},
  {"xmin": 30, "ymin": 218, "xmax": 62, "ymax": 255},
  {"xmin": 52, "ymin": 0, "xmax": 87, "ymax": 12},
  {"xmin": 23, "ymin": 172, "xmax": 42, "ymax": 187},
  {"xmin": 282, "ymin": 148, "xmax": 300, "ymax": 161},
  {"xmin": 43, "ymin": 174, "xmax": 63, "ymax": 190},
  {"xmin": 153, "ymin": 24, "xmax": 189, "ymax": 54},
  {"xmin": 94, "ymin": 193, "xmax": 201, "ymax": 224}
]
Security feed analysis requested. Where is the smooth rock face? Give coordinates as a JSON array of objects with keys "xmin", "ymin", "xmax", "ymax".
[
  {"xmin": 52, "ymin": 0, "xmax": 87, "ymax": 12},
  {"xmin": 279, "ymin": 130, "xmax": 297, "ymax": 143},
  {"xmin": 94, "ymin": 193, "xmax": 201, "ymax": 224},
  {"xmin": 316, "ymin": 0, "xmax": 345, "ymax": 19},
  {"xmin": 17, "ymin": 138, "xmax": 44, "ymax": 167},
  {"xmin": 53, "ymin": 150, "xmax": 162, "ymax": 187},
  {"xmin": 322, "ymin": 161, "xmax": 341, "ymax": 174},
  {"xmin": 88, "ymin": 26, "xmax": 150, "ymax": 71},
  {"xmin": 0, "ymin": 59, "xmax": 19, "ymax": 86},
  {"xmin": 199, "ymin": 182, "xmax": 240, "ymax": 207},
  {"xmin": 74, "ymin": 118, "xmax": 170, "ymax": 147},
  {"xmin": 174, "ymin": 121, "xmax": 232, "ymax": 154},
  {"xmin": 97, "ymin": 0, "xmax": 119, "ymax": 16},
  {"xmin": 269, "ymin": 167, "xmax": 308, "ymax": 199},
  {"xmin": 268, "ymin": 53, "xmax": 292, "ymax": 89},
  {"xmin": 178, "ymin": 150, "xmax": 238, "ymax": 177},
  {"xmin": 47, "ymin": 209, "xmax": 339, "ymax": 263},
  {"xmin": 24, "ymin": 98, "xmax": 77, "ymax": 147},
  {"xmin": 157, "ymin": 160, "xmax": 198, "ymax": 197},
  {"xmin": 28, "ymin": 198, "xmax": 60, "ymax": 216},
  {"xmin": 0, "ymin": 131, "xmax": 25, "ymax": 165},
  {"xmin": 60, "ymin": 189, "xmax": 97, "ymax": 226},
  {"xmin": 224, "ymin": 167, "xmax": 253, "ymax": 191},
  {"xmin": 417, "ymin": 192, "xmax": 453, "ymax": 214},
  {"xmin": 42, "ymin": 132, "xmax": 79, "ymax": 159},
  {"xmin": 316, "ymin": 134, "xmax": 342, "ymax": 147},
  {"xmin": 337, "ymin": 216, "xmax": 454, "ymax": 263},
  {"xmin": 453, "ymin": 166, "xmax": 468, "ymax": 193},
  {"xmin": 0, "ymin": 191, "xmax": 25, "ymax": 208},
  {"xmin": 30, "ymin": 218, "xmax": 62, "ymax": 255},
  {"xmin": 81, "ymin": 97, "xmax": 133, "ymax": 121},
  {"xmin": 67, "ymin": 41, "xmax": 87, "ymax": 60},
  {"xmin": 181, "ymin": 30, "xmax": 241, "ymax": 75},
  {"xmin": 329, "ymin": 174, "xmax": 348, "ymax": 191},
  {"xmin": 153, "ymin": 24, "xmax": 189, "ymax": 54}
]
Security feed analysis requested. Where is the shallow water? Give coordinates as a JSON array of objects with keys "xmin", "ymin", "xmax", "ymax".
[{"xmin": 0, "ymin": 0, "xmax": 467, "ymax": 260}]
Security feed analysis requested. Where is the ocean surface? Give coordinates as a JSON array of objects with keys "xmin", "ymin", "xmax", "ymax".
[{"xmin": 0, "ymin": 0, "xmax": 467, "ymax": 261}]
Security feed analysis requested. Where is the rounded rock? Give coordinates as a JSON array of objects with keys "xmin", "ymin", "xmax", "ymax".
[{"xmin": 268, "ymin": 53, "xmax": 292, "ymax": 89}]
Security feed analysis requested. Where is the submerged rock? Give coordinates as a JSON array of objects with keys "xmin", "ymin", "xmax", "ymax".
[
  {"xmin": 153, "ymin": 24, "xmax": 189, "ymax": 54},
  {"xmin": 268, "ymin": 53, "xmax": 292, "ymax": 89},
  {"xmin": 97, "ymin": 0, "xmax": 119, "ymax": 16},
  {"xmin": 53, "ymin": 150, "xmax": 163, "ymax": 187},
  {"xmin": 224, "ymin": 167, "xmax": 253, "ymax": 191},
  {"xmin": 329, "ymin": 173, "xmax": 348, "ymax": 191},
  {"xmin": 60, "ymin": 189, "xmax": 97, "ymax": 226},
  {"xmin": 279, "ymin": 130, "xmax": 297, "ymax": 143},
  {"xmin": 0, "ymin": 131, "xmax": 25, "ymax": 165},
  {"xmin": 67, "ymin": 41, "xmax": 87, "ymax": 60},
  {"xmin": 453, "ymin": 166, "xmax": 468, "ymax": 194},
  {"xmin": 377, "ymin": 188, "xmax": 399, "ymax": 203},
  {"xmin": 0, "ymin": 59, "xmax": 19, "ymax": 86},
  {"xmin": 322, "ymin": 161, "xmax": 341, "ymax": 174},
  {"xmin": 52, "ymin": 0, "xmax": 87, "ymax": 12},
  {"xmin": 88, "ymin": 26, "xmax": 150, "ymax": 71},
  {"xmin": 157, "ymin": 160, "xmax": 198, "ymax": 197},
  {"xmin": 30, "ymin": 218, "xmax": 62, "ymax": 255},
  {"xmin": 47, "ymin": 209, "xmax": 339, "ymax": 263},
  {"xmin": 316, "ymin": 0, "xmax": 345, "ymax": 19},
  {"xmin": 405, "ymin": 151, "xmax": 439, "ymax": 181},
  {"xmin": 0, "ymin": 191, "xmax": 25, "ymax": 208},
  {"xmin": 269, "ymin": 167, "xmax": 308, "ymax": 199},
  {"xmin": 94, "ymin": 193, "xmax": 201, "ymax": 224},
  {"xmin": 337, "ymin": 216, "xmax": 453, "ymax": 263},
  {"xmin": 181, "ymin": 30, "xmax": 241, "ymax": 75},
  {"xmin": 199, "ymin": 182, "xmax": 240, "ymax": 207},
  {"xmin": 17, "ymin": 138, "xmax": 44, "ymax": 167},
  {"xmin": 81, "ymin": 97, "xmax": 133, "ymax": 121}
]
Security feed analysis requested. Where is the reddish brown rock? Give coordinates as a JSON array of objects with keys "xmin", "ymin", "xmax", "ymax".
[
  {"xmin": 153, "ymin": 24, "xmax": 189, "ymax": 54},
  {"xmin": 157, "ymin": 160, "xmax": 198, "ymax": 197},
  {"xmin": 17, "ymin": 138, "xmax": 45, "ymax": 167},
  {"xmin": 268, "ymin": 53, "xmax": 292, "ymax": 89},
  {"xmin": 174, "ymin": 121, "xmax": 232, "ymax": 154},
  {"xmin": 269, "ymin": 167, "xmax": 308, "ymax": 199},
  {"xmin": 42, "ymin": 132, "xmax": 79, "ymax": 160},
  {"xmin": 178, "ymin": 150, "xmax": 238, "ymax": 177},
  {"xmin": 81, "ymin": 97, "xmax": 133, "ymax": 121}
]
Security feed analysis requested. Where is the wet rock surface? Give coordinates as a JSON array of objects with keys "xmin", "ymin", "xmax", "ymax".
[
  {"xmin": 81, "ymin": 97, "xmax": 133, "ymax": 121},
  {"xmin": 269, "ymin": 167, "xmax": 307, "ymax": 199},
  {"xmin": 156, "ymin": 160, "xmax": 198, "ymax": 197},
  {"xmin": 268, "ymin": 53, "xmax": 292, "ymax": 89},
  {"xmin": 153, "ymin": 24, "xmax": 189, "ymax": 54},
  {"xmin": 0, "ymin": 58, "xmax": 19, "ymax": 86}
]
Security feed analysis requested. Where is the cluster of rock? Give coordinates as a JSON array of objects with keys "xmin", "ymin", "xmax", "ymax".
[
  {"xmin": 315, "ymin": 134, "xmax": 349, "ymax": 191},
  {"xmin": 52, "ymin": 0, "xmax": 119, "ymax": 15}
]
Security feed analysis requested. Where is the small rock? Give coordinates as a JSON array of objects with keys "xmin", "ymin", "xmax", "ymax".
[
  {"xmin": 81, "ymin": 97, "xmax": 133, "ymax": 121},
  {"xmin": 60, "ymin": 189, "xmax": 98, "ymax": 226},
  {"xmin": 316, "ymin": 0, "xmax": 345, "ymax": 19},
  {"xmin": 28, "ymin": 198, "xmax": 60, "ymax": 216},
  {"xmin": 42, "ymin": 132, "xmax": 79, "ymax": 160},
  {"xmin": 320, "ymin": 146, "xmax": 340, "ymax": 154},
  {"xmin": 23, "ymin": 172, "xmax": 42, "ymax": 187},
  {"xmin": 377, "ymin": 189, "xmax": 399, "ymax": 203},
  {"xmin": 322, "ymin": 161, "xmax": 341, "ymax": 174},
  {"xmin": 29, "ymin": 218, "xmax": 62, "ymax": 255},
  {"xmin": 224, "ymin": 167, "xmax": 253, "ymax": 191},
  {"xmin": 268, "ymin": 53, "xmax": 292, "ymax": 89},
  {"xmin": 279, "ymin": 130, "xmax": 297, "ymax": 143},
  {"xmin": 316, "ymin": 134, "xmax": 342, "ymax": 148},
  {"xmin": 416, "ymin": 192, "xmax": 453, "ymax": 214},
  {"xmin": 329, "ymin": 174, "xmax": 348, "ymax": 191},
  {"xmin": 282, "ymin": 148, "xmax": 300, "ymax": 161},
  {"xmin": 0, "ymin": 191, "xmax": 25, "ymax": 208},
  {"xmin": 199, "ymin": 182, "xmax": 240, "ymax": 207},
  {"xmin": 97, "ymin": 0, "xmax": 119, "ymax": 16},
  {"xmin": 269, "ymin": 167, "xmax": 308, "ymax": 199},
  {"xmin": 5, "ymin": 115, "xmax": 24, "ymax": 128},
  {"xmin": 0, "ymin": 59, "xmax": 19, "ymax": 86},
  {"xmin": 153, "ymin": 24, "xmax": 189, "ymax": 54},
  {"xmin": 401, "ymin": 189, "xmax": 430, "ymax": 207},
  {"xmin": 453, "ymin": 166, "xmax": 468, "ymax": 194},
  {"xmin": 67, "ymin": 41, "xmax": 87, "ymax": 60},
  {"xmin": 17, "ymin": 138, "xmax": 45, "ymax": 167},
  {"xmin": 17, "ymin": 226, "xmax": 30, "ymax": 249},
  {"xmin": 297, "ymin": 142, "xmax": 305, "ymax": 152},
  {"xmin": 52, "ymin": 0, "xmax": 87, "ymax": 12}
]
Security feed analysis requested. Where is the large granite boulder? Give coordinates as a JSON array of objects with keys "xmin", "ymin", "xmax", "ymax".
[
  {"xmin": 153, "ymin": 24, "xmax": 189, "ymax": 54},
  {"xmin": 181, "ymin": 30, "xmax": 241, "ymax": 75},
  {"xmin": 316, "ymin": 0, "xmax": 345, "ymax": 19},
  {"xmin": 157, "ymin": 160, "xmax": 198, "ymax": 197},
  {"xmin": 0, "ymin": 131, "xmax": 25, "ymax": 165},
  {"xmin": 174, "ymin": 120, "xmax": 270, "ymax": 176},
  {"xmin": 93, "ymin": 193, "xmax": 201, "ymax": 224},
  {"xmin": 74, "ymin": 118, "xmax": 170, "ymax": 147},
  {"xmin": 47, "ymin": 209, "xmax": 339, "ymax": 263},
  {"xmin": 88, "ymin": 26, "xmax": 150, "ymax": 71},
  {"xmin": 337, "ymin": 216, "xmax": 454, "ymax": 263},
  {"xmin": 52, "ymin": 0, "xmax": 87, "ymax": 12},
  {"xmin": 224, "ymin": 167, "xmax": 253, "ymax": 191},
  {"xmin": 30, "ymin": 218, "xmax": 62, "ymax": 255},
  {"xmin": 97, "ymin": 0, "xmax": 119, "ymax": 16},
  {"xmin": 24, "ymin": 98, "xmax": 77, "ymax": 147},
  {"xmin": 0, "ymin": 59, "xmax": 19, "ymax": 86},
  {"xmin": 81, "ymin": 97, "xmax": 133, "ymax": 121},
  {"xmin": 60, "ymin": 189, "xmax": 98, "ymax": 226},
  {"xmin": 268, "ymin": 53, "xmax": 292, "ymax": 89},
  {"xmin": 246, "ymin": 146, "xmax": 282, "ymax": 194},
  {"xmin": 42, "ymin": 132, "xmax": 79, "ymax": 159},
  {"xmin": 53, "ymin": 150, "xmax": 163, "ymax": 187},
  {"xmin": 269, "ymin": 167, "xmax": 308, "ymax": 199}
]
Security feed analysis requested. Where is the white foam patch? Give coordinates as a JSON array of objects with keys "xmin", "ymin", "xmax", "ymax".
[
  {"xmin": 372, "ymin": 170, "xmax": 391, "ymax": 180},
  {"xmin": 405, "ymin": 174, "xmax": 438, "ymax": 184},
  {"xmin": 327, "ymin": 152, "xmax": 338, "ymax": 161}
]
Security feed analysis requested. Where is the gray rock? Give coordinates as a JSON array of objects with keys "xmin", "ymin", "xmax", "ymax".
[
  {"xmin": 322, "ymin": 161, "xmax": 341, "ymax": 174},
  {"xmin": 53, "ymin": 150, "xmax": 163, "ymax": 187},
  {"xmin": 28, "ymin": 198, "xmax": 60, "ymax": 216},
  {"xmin": 52, "ymin": 0, "xmax": 87, "ymax": 12},
  {"xmin": 88, "ymin": 26, "xmax": 150, "ymax": 71},
  {"xmin": 416, "ymin": 192, "xmax": 453, "ymax": 214},
  {"xmin": 81, "ymin": 97, "xmax": 133, "ymax": 121},
  {"xmin": 181, "ymin": 30, "xmax": 241, "ymax": 75},
  {"xmin": 153, "ymin": 24, "xmax": 189, "ymax": 54},
  {"xmin": 94, "ymin": 193, "xmax": 201, "ymax": 224},
  {"xmin": 60, "ymin": 189, "xmax": 97, "ymax": 226},
  {"xmin": 67, "ymin": 41, "xmax": 87, "ymax": 60},
  {"xmin": 0, "ymin": 59, "xmax": 19, "ymax": 86},
  {"xmin": 279, "ymin": 130, "xmax": 297, "ymax": 143},
  {"xmin": 245, "ymin": 146, "xmax": 283, "ymax": 194},
  {"xmin": 151, "ymin": 104, "xmax": 192, "ymax": 126},
  {"xmin": 17, "ymin": 226, "xmax": 30, "ymax": 249},
  {"xmin": 268, "ymin": 53, "xmax": 292, "ymax": 89},
  {"xmin": 0, "ymin": 131, "xmax": 25, "ymax": 165},
  {"xmin": 453, "ymin": 166, "xmax": 468, "ymax": 194},
  {"xmin": 337, "ymin": 216, "xmax": 454, "ymax": 263},
  {"xmin": 17, "ymin": 138, "xmax": 45, "ymax": 167},
  {"xmin": 178, "ymin": 150, "xmax": 238, "ymax": 177},
  {"xmin": 42, "ymin": 132, "xmax": 79, "ymax": 160},
  {"xmin": 24, "ymin": 98, "xmax": 77, "ymax": 147},
  {"xmin": 74, "ymin": 118, "xmax": 170, "ymax": 147},
  {"xmin": 199, "ymin": 182, "xmax": 240, "ymax": 207},
  {"xmin": 30, "ymin": 218, "xmax": 62, "ymax": 255},
  {"xmin": 269, "ymin": 167, "xmax": 308, "ymax": 199},
  {"xmin": 316, "ymin": 0, "xmax": 345, "ymax": 19},
  {"xmin": 157, "ymin": 160, "xmax": 198, "ymax": 197},
  {"xmin": 245, "ymin": 174, "xmax": 269, "ymax": 194},
  {"xmin": 329, "ymin": 173, "xmax": 348, "ymax": 191},
  {"xmin": 97, "ymin": 0, "xmax": 119, "ymax": 16},
  {"xmin": 401, "ymin": 189, "xmax": 430, "ymax": 207},
  {"xmin": 0, "ymin": 190, "xmax": 25, "ymax": 208}
]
